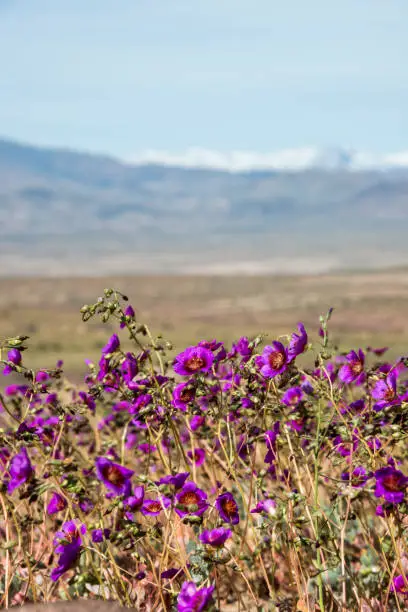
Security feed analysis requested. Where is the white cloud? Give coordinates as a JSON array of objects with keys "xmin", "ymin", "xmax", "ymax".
[
  {"xmin": 126, "ymin": 147, "xmax": 408, "ymax": 172},
  {"xmin": 127, "ymin": 147, "xmax": 337, "ymax": 171},
  {"xmin": 383, "ymin": 152, "xmax": 408, "ymax": 167}
]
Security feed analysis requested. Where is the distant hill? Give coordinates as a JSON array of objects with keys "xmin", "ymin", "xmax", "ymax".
[{"xmin": 1, "ymin": 138, "xmax": 408, "ymax": 276}]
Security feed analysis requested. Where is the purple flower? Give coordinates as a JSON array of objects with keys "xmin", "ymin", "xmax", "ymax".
[
  {"xmin": 264, "ymin": 423, "xmax": 280, "ymax": 464},
  {"xmin": 367, "ymin": 437, "xmax": 382, "ymax": 452},
  {"xmin": 215, "ymin": 492, "xmax": 240, "ymax": 525},
  {"xmin": 97, "ymin": 413, "xmax": 115, "ymax": 431},
  {"xmin": 173, "ymin": 382, "xmax": 196, "ymax": 411},
  {"xmin": 120, "ymin": 305, "xmax": 136, "ymax": 328},
  {"xmin": 198, "ymin": 339, "xmax": 223, "ymax": 351},
  {"xmin": 374, "ymin": 467, "xmax": 408, "ymax": 504},
  {"xmin": 4, "ymin": 384, "xmax": 28, "ymax": 396},
  {"xmin": 121, "ymin": 353, "xmax": 138, "ymax": 383},
  {"xmin": 236, "ymin": 434, "xmax": 253, "ymax": 460},
  {"xmin": 300, "ymin": 375, "xmax": 315, "ymax": 395},
  {"xmin": 221, "ymin": 371, "xmax": 240, "ymax": 392},
  {"xmin": 286, "ymin": 419, "xmax": 304, "ymax": 433},
  {"xmin": 341, "ymin": 466, "xmax": 369, "ymax": 488},
  {"xmin": 133, "ymin": 394, "xmax": 153, "ymax": 414},
  {"xmin": 6, "ymin": 447, "xmax": 34, "ymax": 493},
  {"xmin": 160, "ymin": 437, "xmax": 172, "ymax": 455},
  {"xmin": 101, "ymin": 334, "xmax": 120, "ymax": 355},
  {"xmin": 367, "ymin": 346, "xmax": 389, "ymax": 357},
  {"xmin": 288, "ymin": 323, "xmax": 308, "ymax": 361},
  {"xmin": 250, "ymin": 499, "xmax": 277, "ymax": 516},
  {"xmin": 95, "ymin": 457, "xmax": 134, "ymax": 497},
  {"xmin": 377, "ymin": 362, "xmax": 393, "ymax": 374},
  {"xmin": 281, "ymin": 386, "xmax": 304, "ymax": 406},
  {"xmin": 340, "ymin": 398, "xmax": 365, "ymax": 415},
  {"xmin": 338, "ymin": 350, "xmax": 366, "ymax": 385},
  {"xmin": 376, "ymin": 503, "xmax": 393, "ymax": 517},
  {"xmin": 3, "ymin": 349, "xmax": 22, "ymax": 376},
  {"xmin": 229, "ymin": 336, "xmax": 253, "ymax": 362},
  {"xmin": 161, "ymin": 567, "xmax": 185, "ymax": 580},
  {"xmin": 50, "ymin": 520, "xmax": 86, "ymax": 582},
  {"xmin": 141, "ymin": 496, "xmax": 171, "ymax": 516},
  {"xmin": 236, "ymin": 336, "xmax": 252, "ymax": 357},
  {"xmin": 173, "ymin": 346, "xmax": 214, "ymax": 376},
  {"xmin": 47, "ymin": 492, "xmax": 67, "ymax": 515},
  {"xmin": 375, "ymin": 504, "xmax": 385, "ymax": 517},
  {"xmin": 35, "ymin": 370, "xmax": 50, "ymax": 383},
  {"xmin": 199, "ymin": 527, "xmax": 232, "ymax": 548},
  {"xmin": 7, "ymin": 349, "xmax": 22, "ymax": 364},
  {"xmin": 175, "ymin": 482, "xmax": 208, "ymax": 517},
  {"xmin": 98, "ymin": 367, "xmax": 120, "ymax": 390},
  {"xmin": 314, "ymin": 362, "xmax": 337, "ymax": 384},
  {"xmin": 333, "ymin": 434, "xmax": 359, "ymax": 458},
  {"xmin": 177, "ymin": 581, "xmax": 215, "ymax": 612},
  {"xmin": 197, "ymin": 397, "xmax": 210, "ymax": 411},
  {"xmin": 190, "ymin": 415, "xmax": 205, "ymax": 431},
  {"xmin": 14, "ymin": 420, "xmax": 38, "ymax": 438},
  {"xmin": 125, "ymin": 432, "xmax": 138, "ymax": 450},
  {"xmin": 257, "ymin": 342, "xmax": 289, "ymax": 378},
  {"xmin": 77, "ymin": 497, "xmax": 94, "ymax": 514},
  {"xmin": 371, "ymin": 369, "xmax": 407, "ymax": 411},
  {"xmin": 187, "ymin": 448, "xmax": 206, "ymax": 467},
  {"xmin": 112, "ymin": 400, "xmax": 134, "ymax": 413},
  {"xmin": 91, "ymin": 528, "xmax": 111, "ymax": 543},
  {"xmin": 241, "ymin": 397, "xmax": 254, "ymax": 410},
  {"xmin": 77, "ymin": 391, "xmax": 96, "ymax": 414},
  {"xmin": 158, "ymin": 472, "xmax": 190, "ymax": 490},
  {"xmin": 123, "ymin": 486, "xmax": 145, "ymax": 517},
  {"xmin": 391, "ymin": 575, "xmax": 408, "ymax": 595},
  {"xmin": 138, "ymin": 443, "xmax": 157, "ymax": 454}
]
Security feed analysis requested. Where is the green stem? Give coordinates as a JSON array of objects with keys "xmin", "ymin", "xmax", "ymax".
[{"xmin": 314, "ymin": 399, "xmax": 325, "ymax": 612}]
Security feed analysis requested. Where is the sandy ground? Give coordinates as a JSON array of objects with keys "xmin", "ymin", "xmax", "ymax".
[{"xmin": 1, "ymin": 268, "xmax": 408, "ymax": 379}]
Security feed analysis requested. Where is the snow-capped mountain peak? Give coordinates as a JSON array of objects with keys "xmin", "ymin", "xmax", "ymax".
[{"xmin": 127, "ymin": 147, "xmax": 408, "ymax": 172}]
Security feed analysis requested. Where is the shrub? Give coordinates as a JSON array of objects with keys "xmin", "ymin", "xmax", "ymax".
[{"xmin": 1, "ymin": 290, "xmax": 408, "ymax": 611}]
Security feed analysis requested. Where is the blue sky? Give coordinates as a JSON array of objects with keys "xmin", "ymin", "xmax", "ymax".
[{"xmin": 0, "ymin": 0, "xmax": 407, "ymax": 158}]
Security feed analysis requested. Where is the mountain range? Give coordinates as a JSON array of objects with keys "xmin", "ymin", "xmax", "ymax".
[{"xmin": 1, "ymin": 137, "xmax": 408, "ymax": 276}]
